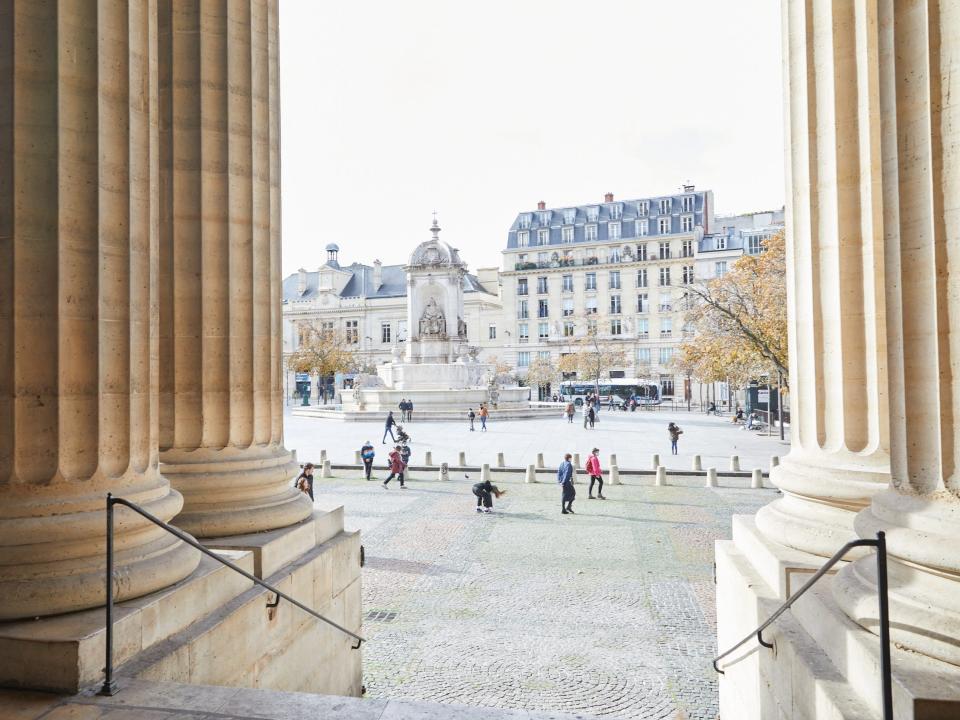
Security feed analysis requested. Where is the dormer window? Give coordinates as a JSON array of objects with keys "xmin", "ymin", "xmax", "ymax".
[
  {"xmin": 716, "ymin": 235, "xmax": 727, "ymax": 250},
  {"xmin": 519, "ymin": 214, "xmax": 532, "ymax": 229},
  {"xmin": 586, "ymin": 206, "xmax": 599, "ymax": 223},
  {"xmin": 658, "ymin": 198, "xmax": 672, "ymax": 215},
  {"xmin": 538, "ymin": 228, "xmax": 550, "ymax": 245},
  {"xmin": 681, "ymin": 195, "xmax": 696, "ymax": 212},
  {"xmin": 518, "ymin": 230, "xmax": 530, "ymax": 247},
  {"xmin": 563, "ymin": 208, "xmax": 576, "ymax": 224},
  {"xmin": 539, "ymin": 211, "xmax": 551, "ymax": 226},
  {"xmin": 637, "ymin": 200, "xmax": 649, "ymax": 216},
  {"xmin": 608, "ymin": 222, "xmax": 621, "ymax": 240},
  {"xmin": 609, "ymin": 203, "xmax": 623, "ymax": 220}
]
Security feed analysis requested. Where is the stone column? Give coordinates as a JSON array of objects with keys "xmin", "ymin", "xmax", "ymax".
[
  {"xmin": 0, "ymin": 0, "xmax": 199, "ymax": 619},
  {"xmin": 158, "ymin": 0, "xmax": 310, "ymax": 537},
  {"xmin": 756, "ymin": 0, "xmax": 891, "ymax": 558},
  {"xmin": 834, "ymin": 0, "xmax": 960, "ymax": 666}
]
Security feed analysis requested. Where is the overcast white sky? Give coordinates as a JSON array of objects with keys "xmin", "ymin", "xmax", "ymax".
[{"xmin": 279, "ymin": 0, "xmax": 785, "ymax": 276}]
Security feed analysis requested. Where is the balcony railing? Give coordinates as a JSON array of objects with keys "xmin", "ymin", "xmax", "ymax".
[{"xmin": 512, "ymin": 252, "xmax": 685, "ymax": 272}]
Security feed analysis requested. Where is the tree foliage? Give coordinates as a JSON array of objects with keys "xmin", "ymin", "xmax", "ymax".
[
  {"xmin": 525, "ymin": 355, "xmax": 557, "ymax": 392},
  {"xmin": 484, "ymin": 355, "xmax": 516, "ymax": 386},
  {"xmin": 286, "ymin": 321, "xmax": 358, "ymax": 401},
  {"xmin": 679, "ymin": 232, "xmax": 788, "ymax": 387},
  {"xmin": 557, "ymin": 324, "xmax": 627, "ymax": 392}
]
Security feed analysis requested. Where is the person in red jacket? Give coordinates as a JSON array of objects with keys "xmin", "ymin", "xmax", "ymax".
[
  {"xmin": 586, "ymin": 447, "xmax": 606, "ymax": 499},
  {"xmin": 382, "ymin": 445, "xmax": 407, "ymax": 489}
]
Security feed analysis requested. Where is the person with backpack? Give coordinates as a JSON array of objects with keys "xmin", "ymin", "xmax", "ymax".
[
  {"xmin": 294, "ymin": 463, "xmax": 315, "ymax": 501},
  {"xmin": 382, "ymin": 411, "xmax": 397, "ymax": 444},
  {"xmin": 407, "ymin": 399, "xmax": 414, "ymax": 423},
  {"xmin": 586, "ymin": 448, "xmax": 605, "ymax": 499},
  {"xmin": 557, "ymin": 453, "xmax": 576, "ymax": 514},
  {"xmin": 382, "ymin": 446, "xmax": 406, "ymax": 489},
  {"xmin": 360, "ymin": 441, "xmax": 375, "ymax": 481},
  {"xmin": 668, "ymin": 422, "xmax": 683, "ymax": 455},
  {"xmin": 479, "ymin": 404, "xmax": 489, "ymax": 431},
  {"xmin": 468, "ymin": 408, "xmax": 476, "ymax": 431},
  {"xmin": 587, "ymin": 404, "xmax": 596, "ymax": 429},
  {"xmin": 472, "ymin": 479, "xmax": 505, "ymax": 513}
]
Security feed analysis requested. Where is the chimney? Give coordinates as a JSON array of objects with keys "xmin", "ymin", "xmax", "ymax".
[
  {"xmin": 537, "ymin": 200, "xmax": 546, "ymax": 210},
  {"xmin": 604, "ymin": 192, "xmax": 614, "ymax": 203},
  {"xmin": 297, "ymin": 267, "xmax": 307, "ymax": 295},
  {"xmin": 372, "ymin": 259, "xmax": 383, "ymax": 290}
]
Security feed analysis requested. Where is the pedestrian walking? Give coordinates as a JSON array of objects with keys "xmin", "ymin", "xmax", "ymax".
[
  {"xmin": 479, "ymin": 404, "xmax": 489, "ymax": 431},
  {"xmin": 472, "ymin": 479, "xmax": 505, "ymax": 513},
  {"xmin": 586, "ymin": 448, "xmax": 606, "ymax": 499},
  {"xmin": 557, "ymin": 453, "xmax": 576, "ymax": 514},
  {"xmin": 382, "ymin": 445, "xmax": 406, "ymax": 488},
  {"xmin": 566, "ymin": 402, "xmax": 575, "ymax": 423},
  {"xmin": 668, "ymin": 422, "xmax": 683, "ymax": 455},
  {"xmin": 294, "ymin": 463, "xmax": 315, "ymax": 502},
  {"xmin": 587, "ymin": 405, "xmax": 596, "ymax": 428},
  {"xmin": 360, "ymin": 441, "xmax": 375, "ymax": 480},
  {"xmin": 382, "ymin": 411, "xmax": 397, "ymax": 443},
  {"xmin": 398, "ymin": 399, "xmax": 407, "ymax": 422},
  {"xmin": 400, "ymin": 442, "xmax": 412, "ymax": 470},
  {"xmin": 407, "ymin": 399, "xmax": 414, "ymax": 423},
  {"xmin": 468, "ymin": 408, "xmax": 476, "ymax": 431},
  {"xmin": 583, "ymin": 402, "xmax": 589, "ymax": 428}
]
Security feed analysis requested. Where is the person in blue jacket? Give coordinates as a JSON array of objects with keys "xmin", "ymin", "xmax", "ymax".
[{"xmin": 557, "ymin": 453, "xmax": 576, "ymax": 515}]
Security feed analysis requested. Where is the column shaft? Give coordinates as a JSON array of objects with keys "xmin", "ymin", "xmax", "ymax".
[
  {"xmin": 0, "ymin": 0, "xmax": 199, "ymax": 620},
  {"xmin": 159, "ymin": 0, "xmax": 310, "ymax": 537}
]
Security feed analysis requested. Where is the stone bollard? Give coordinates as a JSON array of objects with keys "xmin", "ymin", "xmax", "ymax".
[
  {"xmin": 692, "ymin": 455, "xmax": 702, "ymax": 471},
  {"xmin": 655, "ymin": 465, "xmax": 667, "ymax": 486},
  {"xmin": 425, "ymin": 451, "xmax": 433, "ymax": 466},
  {"xmin": 525, "ymin": 464, "xmax": 537, "ymax": 483},
  {"xmin": 458, "ymin": 451, "xmax": 466, "ymax": 467},
  {"xmin": 706, "ymin": 467, "xmax": 718, "ymax": 487},
  {"xmin": 320, "ymin": 449, "xmax": 327, "ymax": 462},
  {"xmin": 610, "ymin": 465, "xmax": 622, "ymax": 485},
  {"xmin": 770, "ymin": 455, "xmax": 780, "ymax": 470},
  {"xmin": 481, "ymin": 463, "xmax": 492, "ymax": 482},
  {"xmin": 354, "ymin": 450, "xmax": 362, "ymax": 464},
  {"xmin": 751, "ymin": 468, "xmax": 763, "ymax": 489},
  {"xmin": 536, "ymin": 452, "xmax": 545, "ymax": 469},
  {"xmin": 439, "ymin": 462, "xmax": 449, "ymax": 481},
  {"xmin": 497, "ymin": 452, "xmax": 505, "ymax": 468},
  {"xmin": 651, "ymin": 453, "xmax": 660, "ymax": 470},
  {"xmin": 573, "ymin": 453, "xmax": 580, "ymax": 469},
  {"xmin": 609, "ymin": 453, "xmax": 618, "ymax": 468},
  {"xmin": 320, "ymin": 459, "xmax": 332, "ymax": 479},
  {"xmin": 730, "ymin": 455, "xmax": 741, "ymax": 472}
]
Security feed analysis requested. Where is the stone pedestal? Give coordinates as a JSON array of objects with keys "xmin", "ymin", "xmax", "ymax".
[{"xmin": 0, "ymin": 0, "xmax": 200, "ymax": 620}]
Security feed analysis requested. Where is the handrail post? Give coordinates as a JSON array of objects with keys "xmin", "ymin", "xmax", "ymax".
[
  {"xmin": 99, "ymin": 494, "xmax": 117, "ymax": 696},
  {"xmin": 876, "ymin": 531, "xmax": 893, "ymax": 720}
]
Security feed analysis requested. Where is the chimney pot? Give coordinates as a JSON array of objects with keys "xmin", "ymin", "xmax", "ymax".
[
  {"xmin": 537, "ymin": 200, "xmax": 546, "ymax": 210},
  {"xmin": 604, "ymin": 192, "xmax": 614, "ymax": 202}
]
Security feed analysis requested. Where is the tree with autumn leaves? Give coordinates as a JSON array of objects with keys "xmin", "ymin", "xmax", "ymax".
[
  {"xmin": 286, "ymin": 321, "xmax": 358, "ymax": 403},
  {"xmin": 557, "ymin": 323, "xmax": 627, "ymax": 396},
  {"xmin": 678, "ymin": 231, "xmax": 788, "ymax": 392}
]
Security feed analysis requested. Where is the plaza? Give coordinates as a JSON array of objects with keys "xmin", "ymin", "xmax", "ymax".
[{"xmin": 312, "ymin": 466, "xmax": 777, "ymax": 719}]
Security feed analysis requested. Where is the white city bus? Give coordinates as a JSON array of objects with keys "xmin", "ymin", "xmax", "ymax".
[{"xmin": 558, "ymin": 378, "xmax": 660, "ymax": 407}]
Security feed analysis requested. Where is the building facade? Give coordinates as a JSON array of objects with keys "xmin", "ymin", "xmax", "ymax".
[
  {"xmin": 697, "ymin": 208, "xmax": 785, "ymax": 281},
  {"xmin": 499, "ymin": 189, "xmax": 714, "ymax": 400}
]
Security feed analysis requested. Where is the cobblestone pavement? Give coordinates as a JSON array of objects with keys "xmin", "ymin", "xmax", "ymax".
[{"xmin": 313, "ymin": 475, "xmax": 776, "ymax": 719}]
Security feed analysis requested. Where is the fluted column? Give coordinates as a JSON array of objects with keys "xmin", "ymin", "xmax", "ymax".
[
  {"xmin": 756, "ymin": 0, "xmax": 890, "ymax": 558},
  {"xmin": 0, "ymin": 0, "xmax": 199, "ymax": 619},
  {"xmin": 158, "ymin": 0, "xmax": 310, "ymax": 537},
  {"xmin": 834, "ymin": 0, "xmax": 960, "ymax": 666}
]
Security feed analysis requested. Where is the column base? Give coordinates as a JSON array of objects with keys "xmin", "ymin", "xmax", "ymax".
[{"xmin": 161, "ymin": 444, "xmax": 312, "ymax": 538}]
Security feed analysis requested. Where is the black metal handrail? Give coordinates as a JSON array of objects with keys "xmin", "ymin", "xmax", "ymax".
[
  {"xmin": 712, "ymin": 531, "xmax": 892, "ymax": 720},
  {"xmin": 99, "ymin": 493, "xmax": 365, "ymax": 696}
]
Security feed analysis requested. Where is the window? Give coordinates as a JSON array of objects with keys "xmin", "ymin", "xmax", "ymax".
[
  {"xmin": 538, "ymin": 228, "xmax": 550, "ymax": 246},
  {"xmin": 637, "ymin": 293, "xmax": 649, "ymax": 313},
  {"xmin": 563, "ymin": 321, "xmax": 575, "ymax": 337},
  {"xmin": 660, "ymin": 317, "xmax": 673, "ymax": 338},
  {"xmin": 518, "ymin": 323, "xmax": 529, "ymax": 342},
  {"xmin": 562, "ymin": 298, "xmax": 574, "ymax": 316},
  {"xmin": 747, "ymin": 235, "xmax": 763, "ymax": 255},
  {"xmin": 585, "ymin": 297, "xmax": 598, "ymax": 315},
  {"xmin": 659, "ymin": 267, "xmax": 671, "ymax": 286},
  {"xmin": 610, "ymin": 319, "xmax": 622, "ymax": 335},
  {"xmin": 586, "ymin": 206, "xmax": 599, "ymax": 222},
  {"xmin": 609, "ymin": 246, "xmax": 621, "ymax": 263},
  {"xmin": 682, "ymin": 265, "xmax": 694, "ymax": 284},
  {"xmin": 658, "ymin": 198, "xmax": 672, "ymax": 215},
  {"xmin": 381, "ymin": 322, "xmax": 391, "ymax": 344},
  {"xmin": 538, "ymin": 351, "xmax": 551, "ymax": 361},
  {"xmin": 538, "ymin": 321, "xmax": 549, "ymax": 340},
  {"xmin": 538, "ymin": 299, "xmax": 549, "ymax": 318},
  {"xmin": 488, "ymin": 324, "xmax": 497, "ymax": 340},
  {"xmin": 658, "ymin": 241, "xmax": 671, "ymax": 259},
  {"xmin": 518, "ymin": 299, "xmax": 529, "ymax": 319},
  {"xmin": 562, "ymin": 274, "xmax": 574, "ymax": 292},
  {"xmin": 636, "ymin": 347, "xmax": 651, "ymax": 364},
  {"xmin": 609, "ymin": 203, "xmax": 623, "ymax": 219},
  {"xmin": 537, "ymin": 252, "xmax": 548, "ymax": 266},
  {"xmin": 609, "ymin": 270, "xmax": 621, "ymax": 289},
  {"xmin": 636, "ymin": 268, "xmax": 648, "ymax": 288},
  {"xmin": 637, "ymin": 200, "xmax": 649, "ymax": 216},
  {"xmin": 716, "ymin": 235, "xmax": 727, "ymax": 250},
  {"xmin": 660, "ymin": 375, "xmax": 675, "ymax": 396},
  {"xmin": 715, "ymin": 261, "xmax": 728, "ymax": 277},
  {"xmin": 683, "ymin": 321, "xmax": 695, "ymax": 338},
  {"xmin": 681, "ymin": 195, "xmax": 695, "ymax": 212},
  {"xmin": 585, "ymin": 272, "xmax": 597, "ymax": 290},
  {"xmin": 682, "ymin": 239, "xmax": 693, "ymax": 257},
  {"xmin": 636, "ymin": 317, "xmax": 649, "ymax": 338},
  {"xmin": 637, "ymin": 219, "xmax": 649, "ymax": 237},
  {"xmin": 587, "ymin": 318, "xmax": 597, "ymax": 334},
  {"xmin": 518, "ymin": 351, "xmax": 530, "ymax": 367},
  {"xmin": 517, "ymin": 278, "xmax": 528, "ymax": 295},
  {"xmin": 345, "ymin": 320, "xmax": 358, "ymax": 344},
  {"xmin": 681, "ymin": 215, "xmax": 694, "ymax": 232},
  {"xmin": 539, "ymin": 211, "xmax": 551, "ymax": 226},
  {"xmin": 537, "ymin": 276, "xmax": 548, "ymax": 294},
  {"xmin": 320, "ymin": 321, "xmax": 335, "ymax": 333},
  {"xmin": 659, "ymin": 347, "xmax": 675, "ymax": 364},
  {"xmin": 658, "ymin": 296, "xmax": 673, "ymax": 312},
  {"xmin": 562, "ymin": 226, "xmax": 574, "ymax": 243},
  {"xmin": 636, "ymin": 243, "xmax": 648, "ymax": 260},
  {"xmin": 608, "ymin": 222, "xmax": 621, "ymax": 240},
  {"xmin": 610, "ymin": 295, "xmax": 622, "ymax": 314},
  {"xmin": 519, "ymin": 214, "xmax": 531, "ymax": 229},
  {"xmin": 658, "ymin": 217, "xmax": 671, "ymax": 234},
  {"xmin": 563, "ymin": 208, "xmax": 576, "ymax": 224},
  {"xmin": 585, "ymin": 224, "xmax": 598, "ymax": 241},
  {"xmin": 518, "ymin": 253, "xmax": 527, "ymax": 263},
  {"xmin": 518, "ymin": 230, "xmax": 529, "ymax": 247}
]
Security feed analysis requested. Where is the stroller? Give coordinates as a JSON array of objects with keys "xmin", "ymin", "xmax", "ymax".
[{"xmin": 396, "ymin": 425, "xmax": 411, "ymax": 445}]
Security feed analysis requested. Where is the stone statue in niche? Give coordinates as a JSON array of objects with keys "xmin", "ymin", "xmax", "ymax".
[
  {"xmin": 419, "ymin": 296, "xmax": 446, "ymax": 336},
  {"xmin": 457, "ymin": 317, "xmax": 467, "ymax": 338}
]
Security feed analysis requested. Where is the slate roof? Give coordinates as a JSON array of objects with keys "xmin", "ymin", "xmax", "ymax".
[{"xmin": 283, "ymin": 263, "xmax": 491, "ymax": 302}]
